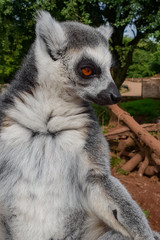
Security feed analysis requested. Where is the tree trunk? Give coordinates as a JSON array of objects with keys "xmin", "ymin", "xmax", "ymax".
[
  {"xmin": 111, "ymin": 33, "xmax": 141, "ymax": 88},
  {"xmin": 112, "ymin": 47, "xmax": 134, "ymax": 88}
]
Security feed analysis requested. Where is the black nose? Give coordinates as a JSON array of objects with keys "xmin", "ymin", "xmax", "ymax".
[
  {"xmin": 96, "ymin": 82, "xmax": 121, "ymax": 105},
  {"xmin": 110, "ymin": 83, "xmax": 121, "ymax": 104},
  {"xmin": 111, "ymin": 93, "xmax": 121, "ymax": 103}
]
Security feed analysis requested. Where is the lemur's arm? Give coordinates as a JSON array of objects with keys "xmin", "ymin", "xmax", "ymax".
[
  {"xmin": 86, "ymin": 172, "xmax": 154, "ymax": 240},
  {"xmin": 98, "ymin": 230, "xmax": 160, "ymax": 240},
  {"xmin": 85, "ymin": 171, "xmax": 154, "ymax": 240},
  {"xmin": 83, "ymin": 122, "xmax": 156, "ymax": 240}
]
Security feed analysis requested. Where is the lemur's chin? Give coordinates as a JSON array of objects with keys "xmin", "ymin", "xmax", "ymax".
[{"xmin": 86, "ymin": 82, "xmax": 121, "ymax": 105}]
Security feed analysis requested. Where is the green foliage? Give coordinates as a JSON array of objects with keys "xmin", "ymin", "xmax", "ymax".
[
  {"xmin": 102, "ymin": 128, "xmax": 108, "ymax": 134},
  {"xmin": 110, "ymin": 156, "xmax": 122, "ymax": 168},
  {"xmin": 150, "ymin": 44, "xmax": 160, "ymax": 73},
  {"xmin": 143, "ymin": 210, "xmax": 150, "ymax": 219},
  {"xmin": 93, "ymin": 98, "xmax": 160, "ymax": 126},
  {"xmin": 116, "ymin": 168, "xmax": 128, "ymax": 175},
  {"xmin": 110, "ymin": 156, "xmax": 128, "ymax": 175},
  {"xmin": 61, "ymin": 0, "xmax": 92, "ymax": 24},
  {"xmin": 110, "ymin": 157, "xmax": 128, "ymax": 175},
  {"xmin": 114, "ymin": 43, "xmax": 133, "ymax": 68},
  {"xmin": 92, "ymin": 104, "xmax": 110, "ymax": 126},
  {"xmin": 102, "ymin": 0, "xmax": 160, "ymax": 86},
  {"xmin": 120, "ymin": 99, "xmax": 160, "ymax": 123},
  {"xmin": 127, "ymin": 41, "xmax": 160, "ymax": 78},
  {"xmin": 0, "ymin": 0, "xmax": 58, "ymax": 83}
]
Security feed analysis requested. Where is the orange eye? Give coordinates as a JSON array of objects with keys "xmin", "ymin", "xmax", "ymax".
[{"xmin": 81, "ymin": 67, "xmax": 93, "ymax": 76}]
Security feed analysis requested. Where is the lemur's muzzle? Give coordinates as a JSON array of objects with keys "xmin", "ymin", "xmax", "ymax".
[
  {"xmin": 87, "ymin": 82, "xmax": 121, "ymax": 105},
  {"xmin": 97, "ymin": 82, "xmax": 121, "ymax": 105}
]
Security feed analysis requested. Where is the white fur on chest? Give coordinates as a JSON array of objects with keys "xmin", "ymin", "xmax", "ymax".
[
  {"xmin": 1, "ymin": 116, "xmax": 86, "ymax": 183},
  {"xmin": 1, "ymin": 124, "xmax": 86, "ymax": 239},
  {"xmin": 0, "ymin": 86, "xmax": 90, "ymax": 239}
]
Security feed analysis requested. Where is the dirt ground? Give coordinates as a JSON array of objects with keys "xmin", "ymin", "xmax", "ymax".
[{"xmin": 113, "ymin": 171, "xmax": 160, "ymax": 233}]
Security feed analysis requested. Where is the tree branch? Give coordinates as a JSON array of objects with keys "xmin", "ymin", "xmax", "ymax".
[{"xmin": 108, "ymin": 105, "xmax": 160, "ymax": 157}]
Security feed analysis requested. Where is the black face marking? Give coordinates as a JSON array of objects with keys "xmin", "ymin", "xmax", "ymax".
[{"xmin": 76, "ymin": 58, "xmax": 101, "ymax": 80}]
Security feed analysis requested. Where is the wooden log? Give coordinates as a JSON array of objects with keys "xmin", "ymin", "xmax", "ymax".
[
  {"xmin": 118, "ymin": 137, "xmax": 135, "ymax": 150},
  {"xmin": 122, "ymin": 153, "xmax": 143, "ymax": 172},
  {"xmin": 120, "ymin": 151, "xmax": 136, "ymax": 158},
  {"xmin": 144, "ymin": 166, "xmax": 159, "ymax": 176},
  {"xmin": 118, "ymin": 137, "xmax": 135, "ymax": 156},
  {"xmin": 108, "ymin": 104, "xmax": 160, "ymax": 157},
  {"xmin": 151, "ymin": 153, "xmax": 160, "ymax": 165},
  {"xmin": 106, "ymin": 132, "xmax": 133, "ymax": 141},
  {"xmin": 109, "ymin": 152, "xmax": 118, "ymax": 158},
  {"xmin": 137, "ymin": 149, "xmax": 149, "ymax": 177},
  {"xmin": 104, "ymin": 123, "xmax": 160, "ymax": 139}
]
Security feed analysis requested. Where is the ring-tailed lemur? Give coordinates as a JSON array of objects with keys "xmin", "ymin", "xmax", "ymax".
[{"xmin": 0, "ymin": 10, "xmax": 159, "ymax": 240}]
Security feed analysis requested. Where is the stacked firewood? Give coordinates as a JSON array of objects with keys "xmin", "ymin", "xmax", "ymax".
[{"xmin": 104, "ymin": 105, "xmax": 160, "ymax": 177}]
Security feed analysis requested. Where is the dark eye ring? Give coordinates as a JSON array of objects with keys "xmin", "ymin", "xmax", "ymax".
[{"xmin": 76, "ymin": 58, "xmax": 101, "ymax": 79}]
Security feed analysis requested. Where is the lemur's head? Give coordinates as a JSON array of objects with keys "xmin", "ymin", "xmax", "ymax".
[{"xmin": 35, "ymin": 11, "xmax": 121, "ymax": 105}]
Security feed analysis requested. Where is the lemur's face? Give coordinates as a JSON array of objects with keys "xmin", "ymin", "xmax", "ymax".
[
  {"xmin": 61, "ymin": 23, "xmax": 121, "ymax": 106},
  {"xmin": 36, "ymin": 11, "xmax": 121, "ymax": 105},
  {"xmin": 66, "ymin": 45, "xmax": 121, "ymax": 105}
]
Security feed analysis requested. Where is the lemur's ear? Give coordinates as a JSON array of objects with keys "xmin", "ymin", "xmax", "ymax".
[
  {"xmin": 36, "ymin": 11, "xmax": 67, "ymax": 60},
  {"xmin": 97, "ymin": 25, "xmax": 113, "ymax": 41}
]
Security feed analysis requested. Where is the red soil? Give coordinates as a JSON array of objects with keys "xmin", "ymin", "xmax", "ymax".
[{"xmin": 113, "ymin": 171, "xmax": 160, "ymax": 233}]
